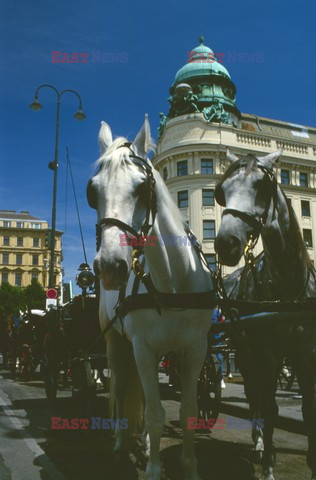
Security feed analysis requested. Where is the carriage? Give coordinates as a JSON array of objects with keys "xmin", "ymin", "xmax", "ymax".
[
  {"xmin": 41, "ymin": 292, "xmax": 108, "ymax": 416},
  {"xmin": 3, "ymin": 309, "xmax": 47, "ymax": 379}
]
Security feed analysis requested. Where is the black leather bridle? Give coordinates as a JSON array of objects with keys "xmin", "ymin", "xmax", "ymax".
[
  {"xmin": 217, "ymin": 162, "xmax": 278, "ymax": 240},
  {"xmin": 88, "ymin": 142, "xmax": 157, "ymax": 251}
]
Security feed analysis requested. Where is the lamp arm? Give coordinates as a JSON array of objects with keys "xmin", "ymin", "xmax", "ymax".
[
  {"xmin": 35, "ymin": 84, "xmax": 59, "ymax": 98},
  {"xmin": 60, "ymin": 89, "xmax": 83, "ymax": 106}
]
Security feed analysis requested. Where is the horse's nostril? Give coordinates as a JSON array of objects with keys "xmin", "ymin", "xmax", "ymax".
[
  {"xmin": 116, "ymin": 259, "xmax": 128, "ymax": 278},
  {"xmin": 215, "ymin": 234, "xmax": 242, "ymax": 267},
  {"xmin": 230, "ymin": 236, "xmax": 240, "ymax": 250},
  {"xmin": 98, "ymin": 258, "xmax": 128, "ymax": 280},
  {"xmin": 215, "ymin": 235, "xmax": 240, "ymax": 252}
]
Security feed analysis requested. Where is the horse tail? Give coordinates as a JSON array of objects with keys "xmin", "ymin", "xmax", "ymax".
[{"xmin": 106, "ymin": 329, "xmax": 143, "ymax": 434}]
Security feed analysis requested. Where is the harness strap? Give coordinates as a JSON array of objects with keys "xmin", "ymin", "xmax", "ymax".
[
  {"xmin": 222, "ymin": 208, "xmax": 263, "ymax": 232},
  {"xmin": 96, "ymin": 142, "xmax": 157, "ymax": 252},
  {"xmin": 98, "ymin": 218, "xmax": 141, "ymax": 240},
  {"xmin": 221, "ymin": 164, "xmax": 278, "ymax": 243}
]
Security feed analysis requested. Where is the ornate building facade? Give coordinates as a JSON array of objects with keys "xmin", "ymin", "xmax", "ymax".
[
  {"xmin": 0, "ymin": 210, "xmax": 63, "ymax": 288},
  {"xmin": 153, "ymin": 37, "xmax": 316, "ymax": 274}
]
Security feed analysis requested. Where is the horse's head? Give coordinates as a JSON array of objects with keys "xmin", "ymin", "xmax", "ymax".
[
  {"xmin": 214, "ymin": 149, "xmax": 282, "ymax": 266},
  {"xmin": 87, "ymin": 116, "xmax": 155, "ymax": 290}
]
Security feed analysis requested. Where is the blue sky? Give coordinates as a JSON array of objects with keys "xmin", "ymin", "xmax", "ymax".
[{"xmin": 1, "ymin": 0, "xmax": 315, "ymax": 293}]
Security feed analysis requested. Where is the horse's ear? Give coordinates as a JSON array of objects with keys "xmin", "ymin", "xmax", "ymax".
[
  {"xmin": 98, "ymin": 121, "xmax": 113, "ymax": 154},
  {"xmin": 133, "ymin": 114, "xmax": 155, "ymax": 158},
  {"xmin": 226, "ymin": 148, "xmax": 239, "ymax": 163},
  {"xmin": 258, "ymin": 149, "xmax": 283, "ymax": 167}
]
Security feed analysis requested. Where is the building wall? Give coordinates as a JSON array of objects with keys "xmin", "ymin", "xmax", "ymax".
[
  {"xmin": 0, "ymin": 212, "xmax": 63, "ymax": 288},
  {"xmin": 153, "ymin": 113, "xmax": 316, "ymax": 275}
]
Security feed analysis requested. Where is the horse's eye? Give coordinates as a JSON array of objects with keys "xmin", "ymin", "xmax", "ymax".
[{"xmin": 87, "ymin": 179, "xmax": 97, "ymax": 209}]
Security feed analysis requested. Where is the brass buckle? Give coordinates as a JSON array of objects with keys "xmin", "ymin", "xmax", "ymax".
[
  {"xmin": 244, "ymin": 235, "xmax": 255, "ymax": 264},
  {"xmin": 131, "ymin": 249, "xmax": 144, "ymax": 278}
]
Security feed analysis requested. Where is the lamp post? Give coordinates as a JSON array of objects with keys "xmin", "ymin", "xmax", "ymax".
[{"xmin": 30, "ymin": 84, "xmax": 86, "ymax": 289}]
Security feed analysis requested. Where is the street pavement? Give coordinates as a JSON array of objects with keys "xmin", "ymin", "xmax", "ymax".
[{"xmin": 0, "ymin": 368, "xmax": 310, "ymax": 480}]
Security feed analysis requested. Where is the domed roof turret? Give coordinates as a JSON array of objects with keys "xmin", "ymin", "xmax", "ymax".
[
  {"xmin": 157, "ymin": 36, "xmax": 241, "ymax": 139},
  {"xmin": 174, "ymin": 36, "xmax": 231, "ymax": 84}
]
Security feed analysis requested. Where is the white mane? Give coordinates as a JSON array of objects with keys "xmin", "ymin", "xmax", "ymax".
[{"xmin": 95, "ymin": 137, "xmax": 130, "ymax": 173}]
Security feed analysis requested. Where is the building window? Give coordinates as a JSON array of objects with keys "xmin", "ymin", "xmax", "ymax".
[
  {"xmin": 17, "ymin": 237, "xmax": 23, "ymax": 247},
  {"xmin": 281, "ymin": 169, "xmax": 290, "ymax": 185},
  {"xmin": 203, "ymin": 220, "xmax": 216, "ymax": 240},
  {"xmin": 205, "ymin": 254, "xmax": 217, "ymax": 272},
  {"xmin": 163, "ymin": 166, "xmax": 168, "ymax": 181},
  {"xmin": 301, "ymin": 200, "xmax": 310, "ymax": 217},
  {"xmin": 202, "ymin": 189, "xmax": 215, "ymax": 206},
  {"xmin": 16, "ymin": 254, "xmax": 22, "ymax": 265},
  {"xmin": 2, "ymin": 253, "xmax": 9, "ymax": 265},
  {"xmin": 31, "ymin": 271, "xmax": 39, "ymax": 282},
  {"xmin": 16, "ymin": 222, "xmax": 24, "ymax": 228},
  {"xmin": 177, "ymin": 160, "xmax": 188, "ymax": 176},
  {"xmin": 303, "ymin": 229, "xmax": 313, "ymax": 248},
  {"xmin": 32, "ymin": 254, "xmax": 39, "ymax": 266},
  {"xmin": 201, "ymin": 159, "xmax": 213, "ymax": 174},
  {"xmin": 3, "ymin": 221, "xmax": 11, "ymax": 227},
  {"xmin": 15, "ymin": 272, "xmax": 22, "ymax": 287},
  {"xmin": 1, "ymin": 272, "xmax": 8, "ymax": 284},
  {"xmin": 31, "ymin": 223, "xmax": 41, "ymax": 229},
  {"xmin": 33, "ymin": 238, "xmax": 40, "ymax": 248},
  {"xmin": 3, "ymin": 236, "xmax": 10, "ymax": 246},
  {"xmin": 177, "ymin": 190, "xmax": 188, "ymax": 208},
  {"xmin": 299, "ymin": 172, "xmax": 308, "ymax": 187}
]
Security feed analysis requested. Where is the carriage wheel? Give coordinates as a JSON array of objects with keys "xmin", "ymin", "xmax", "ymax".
[
  {"xmin": 43, "ymin": 336, "xmax": 58, "ymax": 404},
  {"xmin": 197, "ymin": 354, "xmax": 221, "ymax": 424}
]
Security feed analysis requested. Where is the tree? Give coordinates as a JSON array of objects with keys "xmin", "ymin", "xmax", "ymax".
[
  {"xmin": 24, "ymin": 279, "xmax": 46, "ymax": 312},
  {"xmin": 0, "ymin": 283, "xmax": 26, "ymax": 318}
]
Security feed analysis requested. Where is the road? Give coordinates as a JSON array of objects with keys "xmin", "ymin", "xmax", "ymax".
[{"xmin": 0, "ymin": 368, "xmax": 310, "ymax": 480}]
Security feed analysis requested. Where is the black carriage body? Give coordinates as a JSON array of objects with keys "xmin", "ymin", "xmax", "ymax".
[{"xmin": 61, "ymin": 295, "xmax": 105, "ymax": 356}]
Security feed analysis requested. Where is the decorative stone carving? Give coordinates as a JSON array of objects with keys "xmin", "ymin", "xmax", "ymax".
[
  {"xmin": 168, "ymin": 84, "xmax": 199, "ymax": 119},
  {"xmin": 203, "ymin": 100, "xmax": 230, "ymax": 124},
  {"xmin": 158, "ymin": 113, "xmax": 168, "ymax": 139}
]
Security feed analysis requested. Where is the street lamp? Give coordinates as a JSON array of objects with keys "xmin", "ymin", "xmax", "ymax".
[{"xmin": 30, "ymin": 84, "xmax": 86, "ymax": 289}]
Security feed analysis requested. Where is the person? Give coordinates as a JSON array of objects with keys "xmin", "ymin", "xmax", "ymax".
[{"xmin": 211, "ymin": 306, "xmax": 226, "ymax": 388}]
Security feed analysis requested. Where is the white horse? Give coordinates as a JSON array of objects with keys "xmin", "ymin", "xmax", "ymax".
[{"xmin": 87, "ymin": 116, "xmax": 214, "ymax": 480}]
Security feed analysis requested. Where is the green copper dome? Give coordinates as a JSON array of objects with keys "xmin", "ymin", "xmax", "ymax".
[
  {"xmin": 157, "ymin": 35, "xmax": 241, "ymax": 135},
  {"xmin": 174, "ymin": 36, "xmax": 231, "ymax": 84}
]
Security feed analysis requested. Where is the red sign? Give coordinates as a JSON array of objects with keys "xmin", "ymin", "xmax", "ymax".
[{"xmin": 46, "ymin": 288, "xmax": 58, "ymax": 299}]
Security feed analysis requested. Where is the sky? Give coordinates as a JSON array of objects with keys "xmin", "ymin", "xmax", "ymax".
[{"xmin": 1, "ymin": 0, "xmax": 315, "ymax": 294}]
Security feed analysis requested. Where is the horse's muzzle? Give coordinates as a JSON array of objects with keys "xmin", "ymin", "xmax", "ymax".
[
  {"xmin": 215, "ymin": 234, "xmax": 242, "ymax": 267},
  {"xmin": 94, "ymin": 257, "xmax": 128, "ymax": 290}
]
